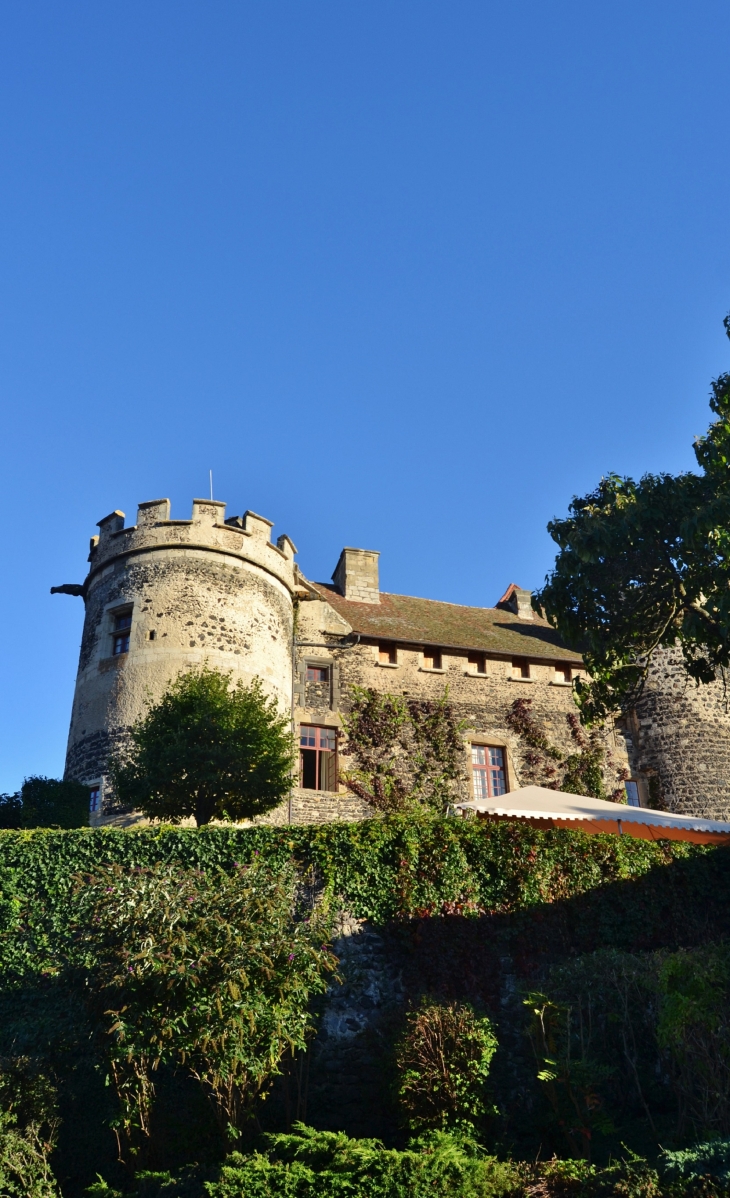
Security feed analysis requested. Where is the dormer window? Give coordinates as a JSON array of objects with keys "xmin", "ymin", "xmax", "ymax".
[{"xmin": 112, "ymin": 610, "xmax": 132, "ymax": 656}]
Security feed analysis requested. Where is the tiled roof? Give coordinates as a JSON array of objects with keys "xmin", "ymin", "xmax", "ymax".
[{"xmin": 309, "ymin": 584, "xmax": 582, "ymax": 663}]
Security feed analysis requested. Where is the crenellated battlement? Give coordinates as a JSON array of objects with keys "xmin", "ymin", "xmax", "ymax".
[{"xmin": 88, "ymin": 497, "xmax": 297, "ymax": 593}]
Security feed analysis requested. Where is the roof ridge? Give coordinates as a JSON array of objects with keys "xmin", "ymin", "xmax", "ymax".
[{"xmin": 313, "ymin": 581, "xmax": 501, "ymax": 615}]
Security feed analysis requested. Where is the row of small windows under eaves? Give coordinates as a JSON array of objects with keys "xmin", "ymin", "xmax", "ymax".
[{"xmin": 376, "ymin": 642, "xmax": 575, "ymax": 683}]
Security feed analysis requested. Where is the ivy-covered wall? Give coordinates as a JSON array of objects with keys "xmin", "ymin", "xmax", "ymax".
[
  {"xmin": 2, "ymin": 819, "xmax": 729, "ymax": 1170},
  {"xmin": 0, "ymin": 817, "xmax": 706, "ymax": 934}
]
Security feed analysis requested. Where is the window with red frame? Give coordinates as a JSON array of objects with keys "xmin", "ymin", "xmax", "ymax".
[
  {"xmin": 300, "ymin": 725, "xmax": 337, "ymax": 791},
  {"xmin": 471, "ymin": 745, "xmax": 506, "ymax": 799},
  {"xmin": 306, "ymin": 665, "xmax": 329, "ymax": 682}
]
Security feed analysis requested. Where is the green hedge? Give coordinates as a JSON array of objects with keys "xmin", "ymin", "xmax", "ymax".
[{"xmin": 0, "ymin": 815, "xmax": 694, "ymax": 920}]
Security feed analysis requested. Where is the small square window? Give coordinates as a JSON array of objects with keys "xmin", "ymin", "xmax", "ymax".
[
  {"xmin": 555, "ymin": 664, "xmax": 572, "ymax": 683},
  {"xmin": 89, "ymin": 786, "xmax": 101, "ymax": 814},
  {"xmin": 512, "ymin": 659, "xmax": 530, "ymax": 679},
  {"xmin": 379, "ymin": 643, "xmax": 397, "ymax": 664},
  {"xmin": 468, "ymin": 653, "xmax": 486, "ymax": 674},
  {"xmin": 306, "ymin": 666, "xmax": 329, "ymax": 683},
  {"xmin": 423, "ymin": 649, "xmax": 442, "ymax": 670}
]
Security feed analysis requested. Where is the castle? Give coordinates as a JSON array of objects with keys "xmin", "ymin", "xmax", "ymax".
[{"xmin": 53, "ymin": 497, "xmax": 730, "ymax": 824}]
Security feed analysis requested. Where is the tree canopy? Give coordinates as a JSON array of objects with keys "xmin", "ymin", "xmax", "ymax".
[
  {"xmin": 109, "ymin": 667, "xmax": 294, "ymax": 826},
  {"xmin": 535, "ymin": 314, "xmax": 730, "ymax": 723},
  {"xmin": 0, "ymin": 778, "xmax": 90, "ymax": 830}
]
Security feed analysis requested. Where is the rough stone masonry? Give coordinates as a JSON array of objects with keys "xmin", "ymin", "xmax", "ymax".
[{"xmin": 53, "ymin": 495, "xmax": 730, "ymax": 823}]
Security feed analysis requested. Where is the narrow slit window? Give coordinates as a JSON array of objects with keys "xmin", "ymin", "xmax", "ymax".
[
  {"xmin": 625, "ymin": 781, "xmax": 641, "ymax": 807},
  {"xmin": 471, "ymin": 745, "xmax": 506, "ymax": 799},
  {"xmin": 299, "ymin": 725, "xmax": 337, "ymax": 791},
  {"xmin": 89, "ymin": 787, "xmax": 101, "ymax": 814}
]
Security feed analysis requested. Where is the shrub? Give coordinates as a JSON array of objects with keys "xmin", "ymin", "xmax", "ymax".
[
  {"xmin": 657, "ymin": 944, "xmax": 730, "ymax": 1136},
  {"xmin": 69, "ymin": 858, "xmax": 338, "ymax": 1158},
  {"xmin": 84, "ymin": 1125, "xmax": 522, "ymax": 1197},
  {"xmin": 0, "ymin": 1112, "xmax": 59, "ymax": 1197},
  {"xmin": 660, "ymin": 1138, "xmax": 730, "ymax": 1185},
  {"xmin": 394, "ymin": 999, "xmax": 498, "ymax": 1132}
]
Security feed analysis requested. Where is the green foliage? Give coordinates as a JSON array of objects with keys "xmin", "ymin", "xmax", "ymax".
[
  {"xmin": 0, "ymin": 793, "xmax": 23, "ymax": 830},
  {"xmin": 506, "ymin": 700, "xmax": 624, "ymax": 800},
  {"xmin": 530, "ymin": 944, "xmax": 730, "ymax": 1151},
  {"xmin": 109, "ymin": 667, "xmax": 294, "ymax": 826},
  {"xmin": 20, "ymin": 777, "xmax": 89, "ymax": 829},
  {"xmin": 660, "ymin": 1138, "xmax": 730, "ymax": 1185},
  {"xmin": 657, "ymin": 945, "xmax": 730, "ymax": 1136},
  {"xmin": 526, "ymin": 989, "xmax": 619, "ymax": 1159},
  {"xmin": 0, "ymin": 818, "xmax": 698, "ymax": 968},
  {"xmin": 0, "ymin": 1112, "xmax": 60, "ymax": 1197},
  {"xmin": 395, "ymin": 999, "xmax": 498, "ymax": 1132},
  {"xmin": 341, "ymin": 687, "xmax": 466, "ymax": 814},
  {"xmin": 535, "ymin": 312, "xmax": 730, "ymax": 723},
  {"xmin": 68, "ymin": 858, "xmax": 337, "ymax": 1156},
  {"xmin": 85, "ymin": 1125, "xmax": 522, "ymax": 1198},
  {"xmin": 537, "ymin": 1154, "xmax": 662, "ymax": 1198}
]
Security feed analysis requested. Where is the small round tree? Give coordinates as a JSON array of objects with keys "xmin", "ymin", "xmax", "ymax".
[
  {"xmin": 109, "ymin": 666, "xmax": 294, "ymax": 826},
  {"xmin": 395, "ymin": 998, "xmax": 499, "ymax": 1133}
]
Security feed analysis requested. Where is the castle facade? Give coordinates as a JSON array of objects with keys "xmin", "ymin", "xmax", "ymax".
[{"xmin": 55, "ymin": 497, "xmax": 730, "ymax": 824}]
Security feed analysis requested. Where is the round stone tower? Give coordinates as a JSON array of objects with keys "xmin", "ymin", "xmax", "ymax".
[
  {"xmin": 626, "ymin": 646, "xmax": 730, "ymax": 820},
  {"xmin": 62, "ymin": 498, "xmax": 297, "ymax": 800}
]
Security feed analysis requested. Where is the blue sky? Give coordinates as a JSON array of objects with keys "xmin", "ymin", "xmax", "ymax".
[{"xmin": 2, "ymin": 1, "xmax": 730, "ymax": 791}]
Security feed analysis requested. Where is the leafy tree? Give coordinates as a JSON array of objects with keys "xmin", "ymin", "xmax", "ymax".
[
  {"xmin": 69, "ymin": 858, "xmax": 337, "ymax": 1158},
  {"xmin": 535, "ymin": 314, "xmax": 730, "ymax": 723},
  {"xmin": 18, "ymin": 778, "xmax": 89, "ymax": 830},
  {"xmin": 109, "ymin": 667, "xmax": 294, "ymax": 826},
  {"xmin": 0, "ymin": 794, "xmax": 23, "ymax": 830},
  {"xmin": 394, "ymin": 999, "xmax": 498, "ymax": 1133}
]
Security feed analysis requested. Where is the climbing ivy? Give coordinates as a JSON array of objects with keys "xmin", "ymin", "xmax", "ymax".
[
  {"xmin": 340, "ymin": 687, "xmax": 466, "ymax": 814},
  {"xmin": 506, "ymin": 699, "xmax": 627, "ymax": 801}
]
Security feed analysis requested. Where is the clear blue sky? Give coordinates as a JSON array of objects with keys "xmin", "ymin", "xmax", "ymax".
[{"xmin": 2, "ymin": 1, "xmax": 730, "ymax": 792}]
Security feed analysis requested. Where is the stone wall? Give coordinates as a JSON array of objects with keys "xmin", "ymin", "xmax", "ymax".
[
  {"xmin": 629, "ymin": 646, "xmax": 730, "ymax": 818},
  {"xmin": 64, "ymin": 500, "xmax": 296, "ymax": 797},
  {"xmin": 295, "ymin": 596, "xmax": 629, "ymax": 805}
]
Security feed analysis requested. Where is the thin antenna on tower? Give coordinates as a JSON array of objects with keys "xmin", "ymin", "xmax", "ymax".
[{"xmin": 209, "ymin": 470, "xmax": 213, "ymax": 501}]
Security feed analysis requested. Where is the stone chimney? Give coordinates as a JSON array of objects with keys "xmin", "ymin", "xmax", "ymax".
[
  {"xmin": 332, "ymin": 547, "xmax": 380, "ymax": 604},
  {"xmin": 496, "ymin": 583, "xmax": 534, "ymax": 620}
]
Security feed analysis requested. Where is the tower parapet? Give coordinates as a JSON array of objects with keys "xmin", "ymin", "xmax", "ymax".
[{"xmin": 63, "ymin": 498, "xmax": 296, "ymax": 808}]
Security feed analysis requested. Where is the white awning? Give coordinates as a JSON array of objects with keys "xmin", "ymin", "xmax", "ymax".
[{"xmin": 455, "ymin": 785, "xmax": 730, "ymax": 844}]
